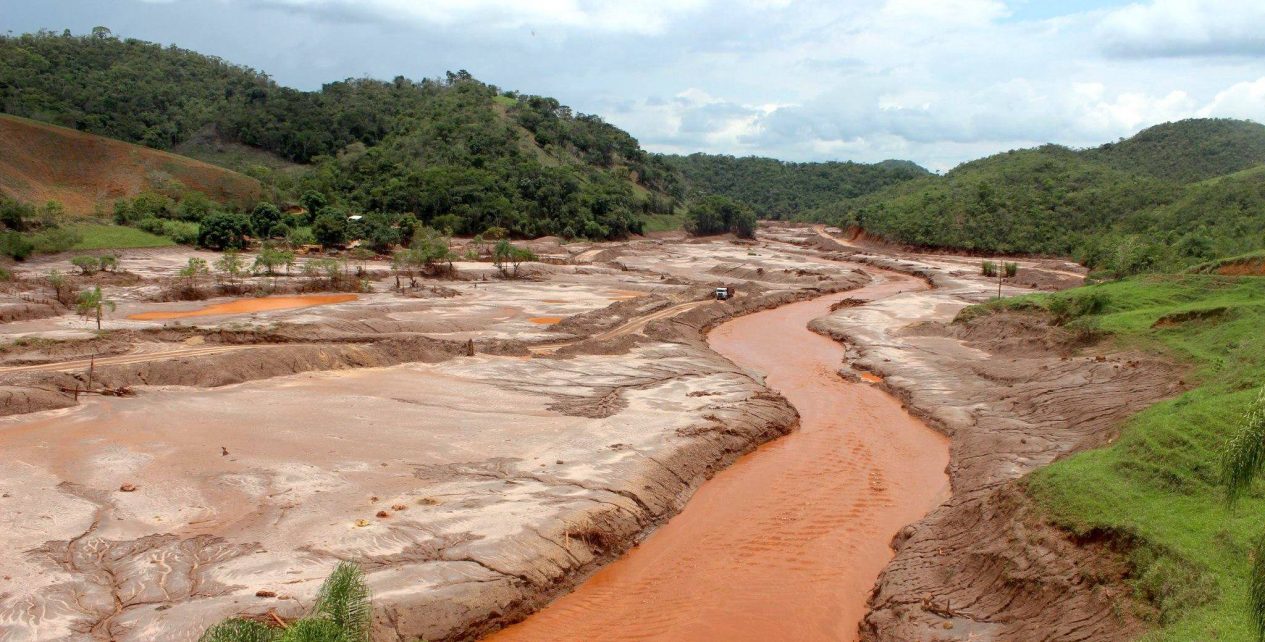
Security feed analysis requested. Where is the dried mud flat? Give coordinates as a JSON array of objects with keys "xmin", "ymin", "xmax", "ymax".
[{"xmin": 0, "ymin": 232, "xmax": 875, "ymax": 641}]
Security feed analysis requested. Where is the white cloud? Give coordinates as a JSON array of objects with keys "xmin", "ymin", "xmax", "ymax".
[
  {"xmin": 1199, "ymin": 76, "xmax": 1265, "ymax": 122},
  {"xmin": 18, "ymin": 0, "xmax": 1265, "ymax": 168},
  {"xmin": 1097, "ymin": 0, "xmax": 1265, "ymax": 57},
  {"xmin": 246, "ymin": 0, "xmax": 709, "ymax": 34}
]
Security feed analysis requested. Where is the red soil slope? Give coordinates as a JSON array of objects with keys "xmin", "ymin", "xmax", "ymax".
[{"xmin": 0, "ymin": 114, "xmax": 261, "ymax": 213}]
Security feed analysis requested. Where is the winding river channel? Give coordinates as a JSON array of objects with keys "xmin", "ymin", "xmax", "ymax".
[{"xmin": 488, "ymin": 267, "xmax": 951, "ymax": 641}]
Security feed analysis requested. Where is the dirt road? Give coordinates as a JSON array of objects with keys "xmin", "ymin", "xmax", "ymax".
[{"xmin": 487, "ymin": 268, "xmax": 951, "ymax": 641}]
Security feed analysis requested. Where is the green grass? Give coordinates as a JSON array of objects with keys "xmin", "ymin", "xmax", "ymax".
[
  {"xmin": 971, "ymin": 275, "xmax": 1265, "ymax": 639},
  {"xmin": 70, "ymin": 223, "xmax": 174, "ymax": 250},
  {"xmin": 643, "ymin": 211, "xmax": 687, "ymax": 233}
]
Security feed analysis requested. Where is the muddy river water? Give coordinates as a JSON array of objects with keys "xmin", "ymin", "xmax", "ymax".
[
  {"xmin": 127, "ymin": 293, "xmax": 358, "ymax": 320},
  {"xmin": 488, "ymin": 269, "xmax": 951, "ymax": 641}
]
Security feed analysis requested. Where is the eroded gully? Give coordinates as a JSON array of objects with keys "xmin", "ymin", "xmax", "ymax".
[{"xmin": 486, "ymin": 267, "xmax": 951, "ymax": 641}]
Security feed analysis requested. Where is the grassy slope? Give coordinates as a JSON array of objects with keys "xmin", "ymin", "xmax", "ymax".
[
  {"xmin": 974, "ymin": 276, "xmax": 1265, "ymax": 639},
  {"xmin": 0, "ymin": 114, "xmax": 262, "ymax": 214},
  {"xmin": 70, "ymin": 223, "xmax": 174, "ymax": 250}
]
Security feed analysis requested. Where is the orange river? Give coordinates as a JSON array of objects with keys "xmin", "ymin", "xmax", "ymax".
[
  {"xmin": 486, "ymin": 268, "xmax": 951, "ymax": 641},
  {"xmin": 128, "ymin": 294, "xmax": 357, "ymax": 320}
]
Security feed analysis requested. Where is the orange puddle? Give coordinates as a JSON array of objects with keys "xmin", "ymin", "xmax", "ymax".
[
  {"xmin": 859, "ymin": 371, "xmax": 884, "ymax": 383},
  {"xmin": 528, "ymin": 317, "xmax": 563, "ymax": 325},
  {"xmin": 128, "ymin": 294, "xmax": 358, "ymax": 320},
  {"xmin": 488, "ymin": 270, "xmax": 950, "ymax": 642},
  {"xmin": 607, "ymin": 289, "xmax": 645, "ymax": 300}
]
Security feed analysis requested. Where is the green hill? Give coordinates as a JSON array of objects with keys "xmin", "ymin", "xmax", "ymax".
[
  {"xmin": 1086, "ymin": 119, "xmax": 1265, "ymax": 184},
  {"xmin": 805, "ymin": 120, "xmax": 1265, "ymax": 274},
  {"xmin": 0, "ymin": 30, "xmax": 682, "ymax": 239},
  {"xmin": 660, "ymin": 153, "xmax": 928, "ymax": 219}
]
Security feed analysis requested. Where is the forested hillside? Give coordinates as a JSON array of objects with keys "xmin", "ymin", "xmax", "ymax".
[
  {"xmin": 661, "ymin": 153, "xmax": 927, "ymax": 219},
  {"xmin": 806, "ymin": 118, "xmax": 1265, "ymax": 274},
  {"xmin": 0, "ymin": 29, "xmax": 682, "ymax": 239}
]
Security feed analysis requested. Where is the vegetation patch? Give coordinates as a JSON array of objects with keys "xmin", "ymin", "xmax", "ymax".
[{"xmin": 1014, "ymin": 275, "xmax": 1265, "ymax": 640}]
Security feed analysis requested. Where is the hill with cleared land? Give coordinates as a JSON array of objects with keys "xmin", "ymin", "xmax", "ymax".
[
  {"xmin": 0, "ymin": 114, "xmax": 262, "ymax": 214},
  {"xmin": 0, "ymin": 31, "xmax": 682, "ymax": 239}
]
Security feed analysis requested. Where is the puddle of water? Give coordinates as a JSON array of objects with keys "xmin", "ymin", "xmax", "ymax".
[
  {"xmin": 128, "ymin": 294, "xmax": 357, "ymax": 320},
  {"xmin": 528, "ymin": 317, "xmax": 563, "ymax": 325},
  {"xmin": 607, "ymin": 289, "xmax": 645, "ymax": 300},
  {"xmin": 488, "ymin": 270, "xmax": 950, "ymax": 642},
  {"xmin": 859, "ymin": 371, "xmax": 884, "ymax": 383}
]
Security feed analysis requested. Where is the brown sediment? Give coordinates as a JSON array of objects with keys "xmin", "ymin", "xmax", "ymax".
[
  {"xmin": 487, "ymin": 270, "xmax": 950, "ymax": 642},
  {"xmin": 527, "ymin": 317, "xmax": 563, "ymax": 325},
  {"xmin": 127, "ymin": 294, "xmax": 357, "ymax": 320}
]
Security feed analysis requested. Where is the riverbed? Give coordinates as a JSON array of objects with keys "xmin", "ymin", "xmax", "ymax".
[{"xmin": 487, "ymin": 269, "xmax": 951, "ymax": 641}]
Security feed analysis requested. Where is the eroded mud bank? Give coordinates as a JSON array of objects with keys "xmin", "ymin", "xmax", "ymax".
[{"xmin": 805, "ymin": 241, "xmax": 1185, "ymax": 641}]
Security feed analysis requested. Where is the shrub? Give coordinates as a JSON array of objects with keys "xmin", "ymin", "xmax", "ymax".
[
  {"xmin": 0, "ymin": 231, "xmax": 34, "ymax": 260},
  {"xmin": 98, "ymin": 253, "xmax": 119, "ymax": 272},
  {"xmin": 981, "ymin": 260, "xmax": 998, "ymax": 277},
  {"xmin": 163, "ymin": 220, "xmax": 200, "ymax": 245},
  {"xmin": 1004, "ymin": 262, "xmax": 1019, "ymax": 278},
  {"xmin": 71, "ymin": 255, "xmax": 100, "ymax": 275},
  {"xmin": 29, "ymin": 227, "xmax": 81, "ymax": 254},
  {"xmin": 0, "ymin": 266, "xmax": 11, "ymax": 281},
  {"xmin": 286, "ymin": 226, "xmax": 317, "ymax": 247}
]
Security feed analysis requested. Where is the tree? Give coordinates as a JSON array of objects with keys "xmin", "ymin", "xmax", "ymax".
[
  {"xmin": 1220, "ymin": 385, "xmax": 1265, "ymax": 640},
  {"xmin": 300, "ymin": 191, "xmax": 328, "ymax": 225},
  {"xmin": 250, "ymin": 203, "xmax": 283, "ymax": 239},
  {"xmin": 214, "ymin": 250, "xmax": 246, "ymax": 288},
  {"xmin": 313, "ymin": 210, "xmax": 349, "ymax": 249},
  {"xmin": 684, "ymin": 195, "xmax": 757, "ymax": 238},
  {"xmin": 178, "ymin": 257, "xmax": 209, "ymax": 291},
  {"xmin": 253, "ymin": 245, "xmax": 295, "ymax": 276},
  {"xmin": 361, "ymin": 213, "xmax": 400, "ymax": 254},
  {"xmin": 198, "ymin": 212, "xmax": 251, "ymax": 250},
  {"xmin": 47, "ymin": 269, "xmax": 70, "ymax": 304},
  {"xmin": 198, "ymin": 562, "xmax": 371, "ymax": 642},
  {"xmin": 76, "ymin": 286, "xmax": 115, "ymax": 330}
]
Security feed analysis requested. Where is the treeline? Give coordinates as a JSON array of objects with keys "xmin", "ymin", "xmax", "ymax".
[
  {"xmin": 661, "ymin": 153, "xmax": 928, "ymax": 219},
  {"xmin": 0, "ymin": 29, "xmax": 681, "ymax": 240},
  {"xmin": 804, "ymin": 119, "xmax": 1265, "ymax": 276}
]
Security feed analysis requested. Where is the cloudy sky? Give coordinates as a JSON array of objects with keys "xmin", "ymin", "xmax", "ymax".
[{"xmin": 4, "ymin": 0, "xmax": 1265, "ymax": 170}]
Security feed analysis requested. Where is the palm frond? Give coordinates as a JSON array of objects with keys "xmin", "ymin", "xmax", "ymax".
[
  {"xmin": 277, "ymin": 617, "xmax": 344, "ymax": 642},
  {"xmin": 311, "ymin": 561, "xmax": 372, "ymax": 642},
  {"xmin": 197, "ymin": 617, "xmax": 278, "ymax": 642},
  {"xmin": 1221, "ymin": 385, "xmax": 1265, "ymax": 505},
  {"xmin": 1252, "ymin": 534, "xmax": 1265, "ymax": 642}
]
